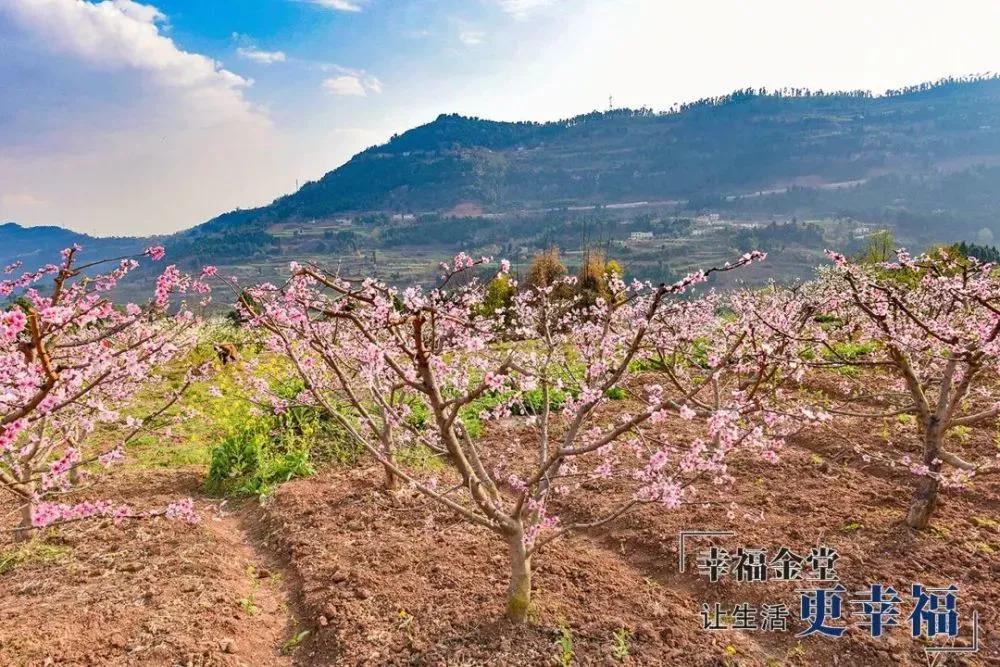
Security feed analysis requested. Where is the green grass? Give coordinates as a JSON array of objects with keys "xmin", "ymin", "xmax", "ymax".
[
  {"xmin": 823, "ymin": 340, "xmax": 877, "ymax": 362},
  {"xmin": 813, "ymin": 313, "xmax": 843, "ymax": 325},
  {"xmin": 204, "ymin": 417, "xmax": 315, "ymax": 497},
  {"xmin": 972, "ymin": 516, "xmax": 999, "ymax": 530},
  {"xmin": 929, "ymin": 525, "xmax": 951, "ymax": 540},
  {"xmin": 281, "ymin": 629, "xmax": 310, "ymax": 655},
  {"xmin": 628, "ymin": 356, "xmax": 669, "ymax": 372},
  {"xmin": 457, "ymin": 391, "xmax": 508, "ymax": 439},
  {"xmin": 394, "ymin": 443, "xmax": 446, "ymax": 472},
  {"xmin": 129, "ymin": 435, "xmax": 213, "ymax": 468},
  {"xmin": 805, "ymin": 339, "xmax": 880, "ymax": 377},
  {"xmin": 556, "ymin": 626, "xmax": 574, "ymax": 666},
  {"xmin": 111, "ymin": 327, "xmax": 362, "ymax": 496},
  {"xmin": 628, "ymin": 338, "xmax": 713, "ymax": 372},
  {"xmin": 404, "ymin": 394, "xmax": 431, "ymax": 430},
  {"xmin": 947, "ymin": 425, "xmax": 972, "ymax": 445},
  {"xmin": 238, "ymin": 566, "xmax": 261, "ymax": 616},
  {"xmin": 611, "ymin": 627, "xmax": 631, "ymax": 660},
  {"xmin": 454, "ymin": 386, "xmax": 577, "ymax": 439},
  {"xmin": 973, "ymin": 541, "xmax": 997, "ymax": 554},
  {"xmin": 0, "ymin": 541, "xmax": 72, "ymax": 575},
  {"xmin": 604, "ymin": 386, "xmax": 627, "ymax": 400},
  {"xmin": 123, "ymin": 323, "xmax": 274, "ymax": 470},
  {"xmin": 512, "ymin": 387, "xmax": 574, "ymax": 416}
]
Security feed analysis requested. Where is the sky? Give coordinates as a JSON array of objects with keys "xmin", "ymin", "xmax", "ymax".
[{"xmin": 3, "ymin": 0, "xmax": 1000, "ymax": 237}]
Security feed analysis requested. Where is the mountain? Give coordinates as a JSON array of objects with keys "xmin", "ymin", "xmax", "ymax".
[
  {"xmin": 192, "ymin": 75, "xmax": 1000, "ymax": 239},
  {"xmin": 7, "ymin": 76, "xmax": 1000, "ymax": 292},
  {"xmin": 0, "ymin": 223, "xmax": 145, "ymax": 270}
]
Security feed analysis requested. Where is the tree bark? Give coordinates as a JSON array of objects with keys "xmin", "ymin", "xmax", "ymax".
[
  {"xmin": 14, "ymin": 502, "xmax": 33, "ymax": 543},
  {"xmin": 906, "ymin": 426, "xmax": 942, "ymax": 530},
  {"xmin": 906, "ymin": 475, "xmax": 939, "ymax": 529},
  {"xmin": 506, "ymin": 533, "xmax": 533, "ymax": 623},
  {"xmin": 381, "ymin": 462, "xmax": 400, "ymax": 491}
]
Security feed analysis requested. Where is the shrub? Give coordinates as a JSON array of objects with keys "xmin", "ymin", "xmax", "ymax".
[
  {"xmin": 479, "ymin": 273, "xmax": 516, "ymax": 322},
  {"xmin": 511, "ymin": 387, "xmax": 574, "ymax": 415},
  {"xmin": 205, "ymin": 399, "xmax": 360, "ymax": 496},
  {"xmin": 205, "ymin": 418, "xmax": 313, "ymax": 496},
  {"xmin": 605, "ymin": 386, "xmax": 627, "ymax": 400},
  {"xmin": 526, "ymin": 246, "xmax": 568, "ymax": 290},
  {"xmin": 577, "ymin": 250, "xmax": 610, "ymax": 306},
  {"xmin": 822, "ymin": 340, "xmax": 876, "ymax": 362}
]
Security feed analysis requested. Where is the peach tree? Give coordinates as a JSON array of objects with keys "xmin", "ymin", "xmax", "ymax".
[
  {"xmin": 239, "ymin": 251, "xmax": 808, "ymax": 622},
  {"xmin": 762, "ymin": 248, "xmax": 1000, "ymax": 529},
  {"xmin": 0, "ymin": 246, "xmax": 210, "ymax": 539}
]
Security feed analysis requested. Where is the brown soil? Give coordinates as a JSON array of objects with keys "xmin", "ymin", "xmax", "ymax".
[
  {"xmin": 2, "ymin": 403, "xmax": 999, "ymax": 665},
  {"xmin": 255, "ymin": 465, "xmax": 741, "ymax": 666},
  {"xmin": 0, "ymin": 469, "xmax": 299, "ymax": 667}
]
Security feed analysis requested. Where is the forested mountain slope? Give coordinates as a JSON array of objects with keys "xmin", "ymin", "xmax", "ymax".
[{"xmin": 193, "ymin": 76, "xmax": 1000, "ymax": 235}]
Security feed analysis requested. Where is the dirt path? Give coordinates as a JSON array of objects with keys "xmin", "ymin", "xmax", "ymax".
[{"xmin": 0, "ymin": 468, "xmax": 300, "ymax": 666}]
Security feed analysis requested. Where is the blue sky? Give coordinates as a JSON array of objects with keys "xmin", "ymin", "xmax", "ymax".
[{"xmin": 3, "ymin": 0, "xmax": 1000, "ymax": 236}]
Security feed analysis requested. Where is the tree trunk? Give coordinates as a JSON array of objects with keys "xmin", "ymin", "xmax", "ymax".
[
  {"xmin": 506, "ymin": 533, "xmax": 532, "ymax": 623},
  {"xmin": 14, "ymin": 502, "xmax": 33, "ymax": 543},
  {"xmin": 906, "ymin": 427, "xmax": 942, "ymax": 530},
  {"xmin": 906, "ymin": 475, "xmax": 939, "ymax": 529},
  {"xmin": 381, "ymin": 462, "xmax": 400, "ymax": 491}
]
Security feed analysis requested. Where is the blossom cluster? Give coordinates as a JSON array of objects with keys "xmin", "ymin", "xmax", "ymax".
[
  {"xmin": 238, "ymin": 250, "xmax": 777, "ymax": 554},
  {"xmin": 2, "ymin": 246, "xmax": 209, "ymax": 534},
  {"xmin": 749, "ymin": 247, "xmax": 1000, "ymax": 527},
  {"xmin": 32, "ymin": 500, "xmax": 131, "ymax": 528},
  {"xmin": 164, "ymin": 498, "xmax": 200, "ymax": 524}
]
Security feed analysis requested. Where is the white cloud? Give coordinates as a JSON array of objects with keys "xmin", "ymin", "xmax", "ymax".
[
  {"xmin": 306, "ymin": 0, "xmax": 366, "ymax": 12},
  {"xmin": 1, "ymin": 193, "xmax": 49, "ymax": 210},
  {"xmin": 464, "ymin": 0, "xmax": 1000, "ymax": 124},
  {"xmin": 110, "ymin": 0, "xmax": 164, "ymax": 24},
  {"xmin": 459, "ymin": 29, "xmax": 485, "ymax": 46},
  {"xmin": 323, "ymin": 75, "xmax": 366, "ymax": 96},
  {"xmin": 2, "ymin": 0, "xmax": 257, "ymax": 124},
  {"xmin": 496, "ymin": 0, "xmax": 555, "ymax": 19},
  {"xmin": 321, "ymin": 65, "xmax": 382, "ymax": 96},
  {"xmin": 237, "ymin": 46, "xmax": 287, "ymax": 64},
  {"xmin": 0, "ymin": 0, "xmax": 286, "ymax": 235},
  {"xmin": 323, "ymin": 74, "xmax": 384, "ymax": 96}
]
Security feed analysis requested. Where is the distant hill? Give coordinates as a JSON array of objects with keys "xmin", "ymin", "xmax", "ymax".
[
  {"xmin": 0, "ymin": 223, "xmax": 145, "ymax": 270},
  {"xmin": 7, "ymin": 76, "xmax": 1000, "ymax": 293},
  {"xmin": 192, "ymin": 75, "xmax": 1000, "ymax": 240}
]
